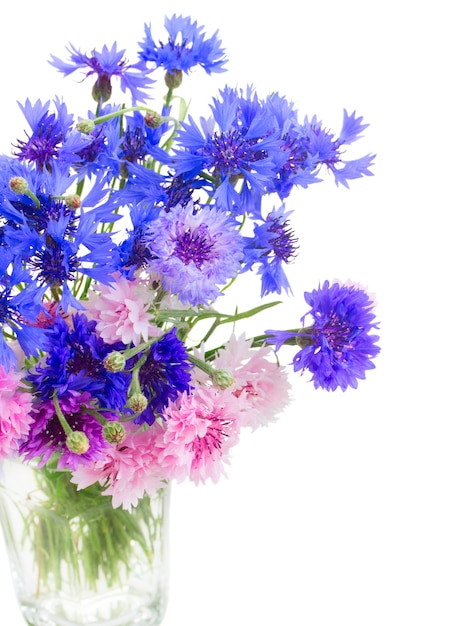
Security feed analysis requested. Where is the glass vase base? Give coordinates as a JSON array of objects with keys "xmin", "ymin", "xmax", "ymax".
[{"xmin": 20, "ymin": 588, "xmax": 166, "ymax": 626}]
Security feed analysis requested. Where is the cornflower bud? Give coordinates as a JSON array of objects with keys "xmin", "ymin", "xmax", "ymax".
[
  {"xmin": 76, "ymin": 119, "xmax": 95, "ymax": 134},
  {"xmin": 9, "ymin": 176, "xmax": 29, "ymax": 194},
  {"xmin": 103, "ymin": 421, "xmax": 126, "ymax": 445},
  {"xmin": 165, "ymin": 69, "xmax": 183, "ymax": 89},
  {"xmin": 104, "ymin": 351, "xmax": 127, "ymax": 373},
  {"xmin": 144, "ymin": 111, "xmax": 164, "ymax": 129},
  {"xmin": 211, "ymin": 368, "xmax": 236, "ymax": 390},
  {"xmin": 66, "ymin": 430, "xmax": 90, "ymax": 455},
  {"xmin": 92, "ymin": 75, "xmax": 112, "ymax": 103},
  {"xmin": 127, "ymin": 393, "xmax": 148, "ymax": 413},
  {"xmin": 64, "ymin": 194, "xmax": 82, "ymax": 210},
  {"xmin": 295, "ymin": 331, "xmax": 313, "ymax": 349}
]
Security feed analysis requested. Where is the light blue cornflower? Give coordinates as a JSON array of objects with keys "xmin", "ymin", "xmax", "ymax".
[{"xmin": 142, "ymin": 201, "xmax": 244, "ymax": 306}]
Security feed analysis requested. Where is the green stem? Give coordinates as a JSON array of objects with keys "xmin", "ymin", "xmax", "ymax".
[
  {"xmin": 93, "ymin": 106, "xmax": 175, "ymax": 126},
  {"xmin": 25, "ymin": 189, "xmax": 41, "ymax": 209},
  {"xmin": 76, "ymin": 179, "xmax": 85, "ymax": 197},
  {"xmin": 187, "ymin": 354, "xmax": 218, "ymax": 377},
  {"xmin": 53, "ymin": 393, "xmax": 73, "ymax": 436},
  {"xmin": 165, "ymin": 88, "xmax": 174, "ymax": 109},
  {"xmin": 198, "ymin": 171, "xmax": 218, "ymax": 185},
  {"xmin": 128, "ymin": 353, "xmax": 148, "ymax": 395},
  {"xmin": 121, "ymin": 337, "xmax": 161, "ymax": 361}
]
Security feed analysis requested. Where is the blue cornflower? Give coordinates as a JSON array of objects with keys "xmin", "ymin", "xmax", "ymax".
[
  {"xmin": 161, "ymin": 173, "xmax": 209, "ymax": 212},
  {"xmin": 27, "ymin": 313, "xmax": 131, "ymax": 410},
  {"xmin": 13, "ymin": 98, "xmax": 91, "ymax": 171},
  {"xmin": 49, "ymin": 42, "xmax": 154, "ymax": 104},
  {"xmin": 142, "ymin": 201, "xmax": 244, "ymax": 306},
  {"xmin": 262, "ymin": 93, "xmax": 321, "ymax": 198},
  {"xmin": 0, "ymin": 250, "xmax": 48, "ymax": 370},
  {"xmin": 136, "ymin": 327, "xmax": 193, "ymax": 426},
  {"xmin": 73, "ymin": 113, "xmax": 119, "ymax": 179},
  {"xmin": 138, "ymin": 14, "xmax": 227, "ymax": 78},
  {"xmin": 262, "ymin": 97, "xmax": 375, "ymax": 196},
  {"xmin": 172, "ymin": 87, "xmax": 282, "ymax": 212},
  {"xmin": 2, "ymin": 164, "xmax": 77, "ymax": 231},
  {"xmin": 243, "ymin": 205, "xmax": 298, "ymax": 296},
  {"xmin": 114, "ymin": 110, "xmax": 173, "ymax": 176},
  {"xmin": 5, "ymin": 207, "xmax": 119, "ymax": 311},
  {"xmin": 2, "ymin": 163, "xmax": 120, "ymax": 310},
  {"xmin": 111, "ymin": 161, "xmax": 167, "ymax": 213},
  {"xmin": 265, "ymin": 281, "xmax": 380, "ymax": 391},
  {"xmin": 300, "ymin": 110, "xmax": 375, "ymax": 188}
]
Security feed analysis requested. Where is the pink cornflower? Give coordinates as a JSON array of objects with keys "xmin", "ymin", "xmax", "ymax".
[
  {"xmin": 71, "ymin": 423, "xmax": 165, "ymax": 511},
  {"xmin": 157, "ymin": 386, "xmax": 240, "ymax": 485},
  {"xmin": 85, "ymin": 274, "xmax": 162, "ymax": 345},
  {"xmin": 195, "ymin": 334, "xmax": 292, "ymax": 430},
  {"xmin": 0, "ymin": 366, "xmax": 33, "ymax": 459}
]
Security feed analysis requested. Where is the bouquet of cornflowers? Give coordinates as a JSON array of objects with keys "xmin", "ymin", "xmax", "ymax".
[{"xmin": 0, "ymin": 14, "xmax": 380, "ymax": 618}]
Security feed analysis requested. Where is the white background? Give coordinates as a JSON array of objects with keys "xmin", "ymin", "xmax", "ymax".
[{"xmin": 0, "ymin": 1, "xmax": 455, "ymax": 624}]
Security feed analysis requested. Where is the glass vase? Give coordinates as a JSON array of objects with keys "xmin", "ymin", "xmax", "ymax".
[{"xmin": 0, "ymin": 457, "xmax": 170, "ymax": 626}]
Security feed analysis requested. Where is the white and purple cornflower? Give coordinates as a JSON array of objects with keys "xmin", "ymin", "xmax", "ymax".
[
  {"xmin": 141, "ymin": 201, "xmax": 244, "ymax": 306},
  {"xmin": 115, "ymin": 172, "xmax": 209, "ymax": 277},
  {"xmin": 138, "ymin": 14, "xmax": 227, "ymax": 86},
  {"xmin": 49, "ymin": 42, "xmax": 154, "ymax": 104},
  {"xmin": 265, "ymin": 281, "xmax": 380, "ymax": 391}
]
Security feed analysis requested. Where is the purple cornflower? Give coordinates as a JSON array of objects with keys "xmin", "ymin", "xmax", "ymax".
[
  {"xmin": 49, "ymin": 42, "xmax": 154, "ymax": 104},
  {"xmin": 265, "ymin": 281, "xmax": 380, "ymax": 391},
  {"xmin": 19, "ymin": 390, "xmax": 110, "ymax": 470},
  {"xmin": 138, "ymin": 14, "xmax": 227, "ymax": 76},
  {"xmin": 142, "ymin": 201, "xmax": 244, "ymax": 306},
  {"xmin": 243, "ymin": 205, "xmax": 298, "ymax": 296},
  {"xmin": 115, "ymin": 171, "xmax": 211, "ymax": 275},
  {"xmin": 136, "ymin": 327, "xmax": 193, "ymax": 426}
]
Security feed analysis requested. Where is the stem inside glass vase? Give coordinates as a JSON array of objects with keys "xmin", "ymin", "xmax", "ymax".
[{"xmin": 0, "ymin": 458, "xmax": 170, "ymax": 626}]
